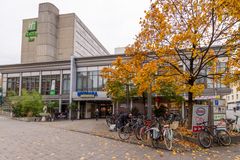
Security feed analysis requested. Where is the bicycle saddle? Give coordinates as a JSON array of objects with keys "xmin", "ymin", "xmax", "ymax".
[{"xmin": 226, "ymin": 119, "xmax": 235, "ymax": 124}]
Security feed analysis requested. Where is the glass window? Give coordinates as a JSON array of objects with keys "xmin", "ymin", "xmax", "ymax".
[
  {"xmin": 22, "ymin": 76, "xmax": 39, "ymax": 92},
  {"xmin": 41, "ymin": 75, "xmax": 60, "ymax": 95},
  {"xmin": 87, "ymin": 72, "xmax": 93, "ymax": 91},
  {"xmin": 7, "ymin": 77, "xmax": 19, "ymax": 95},
  {"xmin": 76, "ymin": 70, "xmax": 105, "ymax": 91},
  {"xmin": 62, "ymin": 74, "xmax": 70, "ymax": 94},
  {"xmin": 207, "ymin": 78, "xmax": 213, "ymax": 88}
]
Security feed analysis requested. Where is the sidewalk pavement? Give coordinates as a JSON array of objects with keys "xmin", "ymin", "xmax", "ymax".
[{"xmin": 39, "ymin": 119, "xmax": 200, "ymax": 152}]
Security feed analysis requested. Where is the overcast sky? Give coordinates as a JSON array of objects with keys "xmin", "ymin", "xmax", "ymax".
[{"xmin": 0, "ymin": 0, "xmax": 150, "ymax": 65}]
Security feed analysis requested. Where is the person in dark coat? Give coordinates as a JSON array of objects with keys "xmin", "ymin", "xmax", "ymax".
[{"xmin": 95, "ymin": 108, "xmax": 99, "ymax": 121}]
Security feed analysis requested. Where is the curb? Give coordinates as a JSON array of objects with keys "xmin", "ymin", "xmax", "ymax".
[
  {"xmin": 67, "ymin": 129, "xmax": 190, "ymax": 152},
  {"xmin": 182, "ymin": 135, "xmax": 240, "ymax": 147}
]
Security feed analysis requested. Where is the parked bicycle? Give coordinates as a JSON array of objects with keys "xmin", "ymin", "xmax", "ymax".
[
  {"xmin": 118, "ymin": 116, "xmax": 144, "ymax": 140},
  {"xmin": 197, "ymin": 121, "xmax": 231, "ymax": 148},
  {"xmin": 106, "ymin": 114, "xmax": 118, "ymax": 127},
  {"xmin": 144, "ymin": 117, "xmax": 173, "ymax": 150}
]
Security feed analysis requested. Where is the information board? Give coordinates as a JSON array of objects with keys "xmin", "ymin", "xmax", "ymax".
[{"xmin": 192, "ymin": 105, "xmax": 209, "ymax": 132}]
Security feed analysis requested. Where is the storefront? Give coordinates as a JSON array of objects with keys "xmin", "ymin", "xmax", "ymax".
[{"xmin": 72, "ymin": 91, "xmax": 112, "ymax": 119}]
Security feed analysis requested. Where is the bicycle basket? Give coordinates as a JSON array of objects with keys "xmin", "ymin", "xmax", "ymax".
[{"xmin": 170, "ymin": 121, "xmax": 179, "ymax": 130}]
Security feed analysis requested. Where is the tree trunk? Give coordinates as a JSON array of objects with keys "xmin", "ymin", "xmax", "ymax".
[
  {"xmin": 187, "ymin": 92, "xmax": 193, "ymax": 129},
  {"xmin": 147, "ymin": 86, "xmax": 152, "ymax": 120},
  {"xmin": 126, "ymin": 84, "xmax": 130, "ymax": 112},
  {"xmin": 142, "ymin": 92, "xmax": 146, "ymax": 116}
]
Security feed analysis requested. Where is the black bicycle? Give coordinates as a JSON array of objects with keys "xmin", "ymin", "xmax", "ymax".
[
  {"xmin": 118, "ymin": 116, "xmax": 144, "ymax": 140},
  {"xmin": 197, "ymin": 121, "xmax": 231, "ymax": 148}
]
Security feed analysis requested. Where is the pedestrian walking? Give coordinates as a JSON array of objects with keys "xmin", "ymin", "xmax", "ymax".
[{"xmin": 95, "ymin": 108, "xmax": 99, "ymax": 121}]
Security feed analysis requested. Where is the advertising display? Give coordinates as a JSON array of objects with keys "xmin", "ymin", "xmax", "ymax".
[
  {"xmin": 25, "ymin": 21, "xmax": 38, "ymax": 42},
  {"xmin": 212, "ymin": 99, "xmax": 226, "ymax": 128},
  {"xmin": 50, "ymin": 80, "xmax": 56, "ymax": 95},
  {"xmin": 192, "ymin": 105, "xmax": 209, "ymax": 132}
]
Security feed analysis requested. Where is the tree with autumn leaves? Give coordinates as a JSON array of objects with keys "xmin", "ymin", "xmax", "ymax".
[
  {"xmin": 102, "ymin": 0, "xmax": 240, "ymax": 128},
  {"xmin": 101, "ymin": 57, "xmax": 138, "ymax": 113}
]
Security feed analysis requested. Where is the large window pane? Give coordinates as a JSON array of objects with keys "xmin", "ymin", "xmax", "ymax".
[
  {"xmin": 41, "ymin": 75, "xmax": 60, "ymax": 95},
  {"xmin": 7, "ymin": 77, "xmax": 19, "ymax": 95},
  {"xmin": 22, "ymin": 76, "xmax": 39, "ymax": 92},
  {"xmin": 62, "ymin": 74, "xmax": 70, "ymax": 94}
]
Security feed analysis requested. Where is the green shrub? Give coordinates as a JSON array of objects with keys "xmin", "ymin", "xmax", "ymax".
[{"xmin": 10, "ymin": 89, "xmax": 44, "ymax": 117}]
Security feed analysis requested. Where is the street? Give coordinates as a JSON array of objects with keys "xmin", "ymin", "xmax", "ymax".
[{"xmin": 0, "ymin": 117, "xmax": 239, "ymax": 160}]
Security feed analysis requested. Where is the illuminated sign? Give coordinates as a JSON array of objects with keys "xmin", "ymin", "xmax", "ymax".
[
  {"xmin": 77, "ymin": 91, "xmax": 98, "ymax": 98},
  {"xmin": 25, "ymin": 21, "xmax": 38, "ymax": 42}
]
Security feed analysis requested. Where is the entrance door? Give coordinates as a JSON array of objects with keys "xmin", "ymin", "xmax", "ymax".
[
  {"xmin": 99, "ymin": 105, "xmax": 112, "ymax": 117},
  {"xmin": 80, "ymin": 101, "xmax": 85, "ymax": 119}
]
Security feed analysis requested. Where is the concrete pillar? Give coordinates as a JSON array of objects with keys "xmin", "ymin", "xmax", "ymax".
[
  {"xmin": 19, "ymin": 73, "xmax": 22, "ymax": 96},
  {"xmin": 112, "ymin": 103, "xmax": 115, "ymax": 115},
  {"xmin": 60, "ymin": 70, "xmax": 63, "ymax": 95},
  {"xmin": 59, "ymin": 99, "xmax": 62, "ymax": 113},
  {"xmin": 181, "ymin": 101, "xmax": 185, "ymax": 120},
  {"xmin": 116, "ymin": 101, "xmax": 119, "ymax": 114},
  {"xmin": 130, "ymin": 98, "xmax": 133, "ymax": 112},
  {"xmin": 36, "ymin": 3, "xmax": 59, "ymax": 62},
  {"xmin": 39, "ymin": 71, "xmax": 42, "ymax": 94},
  {"xmin": 147, "ymin": 85, "xmax": 152, "ymax": 119},
  {"xmin": 77, "ymin": 101, "xmax": 80, "ymax": 120},
  {"xmin": 69, "ymin": 56, "xmax": 77, "ymax": 120}
]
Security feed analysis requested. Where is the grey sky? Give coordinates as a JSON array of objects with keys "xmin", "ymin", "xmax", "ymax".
[{"xmin": 0, "ymin": 0, "xmax": 150, "ymax": 65}]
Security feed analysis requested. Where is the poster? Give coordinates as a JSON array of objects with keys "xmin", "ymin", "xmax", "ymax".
[
  {"xmin": 192, "ymin": 105, "xmax": 209, "ymax": 132},
  {"xmin": 212, "ymin": 99, "xmax": 226, "ymax": 128},
  {"xmin": 50, "ymin": 80, "xmax": 56, "ymax": 95}
]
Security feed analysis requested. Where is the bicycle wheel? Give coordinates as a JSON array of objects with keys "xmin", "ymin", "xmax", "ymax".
[
  {"xmin": 172, "ymin": 130, "xmax": 183, "ymax": 142},
  {"xmin": 198, "ymin": 130, "xmax": 212, "ymax": 148},
  {"xmin": 164, "ymin": 128, "xmax": 173, "ymax": 150},
  {"xmin": 152, "ymin": 138, "xmax": 161, "ymax": 148},
  {"xmin": 140, "ymin": 126, "xmax": 148, "ymax": 142},
  {"xmin": 118, "ymin": 126, "xmax": 131, "ymax": 140},
  {"xmin": 217, "ymin": 130, "xmax": 231, "ymax": 146},
  {"xmin": 106, "ymin": 117, "xmax": 111, "ymax": 127},
  {"xmin": 134, "ymin": 126, "xmax": 142, "ymax": 140}
]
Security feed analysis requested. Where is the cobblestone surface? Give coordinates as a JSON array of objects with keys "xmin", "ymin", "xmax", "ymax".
[{"xmin": 0, "ymin": 117, "xmax": 240, "ymax": 160}]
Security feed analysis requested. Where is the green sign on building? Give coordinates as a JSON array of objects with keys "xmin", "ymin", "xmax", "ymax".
[
  {"xmin": 50, "ymin": 80, "xmax": 56, "ymax": 95},
  {"xmin": 25, "ymin": 21, "xmax": 38, "ymax": 42}
]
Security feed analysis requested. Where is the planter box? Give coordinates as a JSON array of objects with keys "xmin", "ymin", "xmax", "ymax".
[{"xmin": 12, "ymin": 117, "xmax": 41, "ymax": 122}]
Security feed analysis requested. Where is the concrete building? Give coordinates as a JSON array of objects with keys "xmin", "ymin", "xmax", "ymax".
[
  {"xmin": 21, "ymin": 3, "xmax": 109, "ymax": 63},
  {"xmin": 114, "ymin": 47, "xmax": 126, "ymax": 54},
  {"xmin": 0, "ymin": 55, "xmax": 125, "ymax": 118},
  {"xmin": 0, "ymin": 2, "xmax": 233, "ymax": 119},
  {"xmin": 223, "ymin": 83, "xmax": 240, "ymax": 119}
]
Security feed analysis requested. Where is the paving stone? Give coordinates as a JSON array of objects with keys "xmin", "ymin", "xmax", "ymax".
[{"xmin": 0, "ymin": 117, "xmax": 239, "ymax": 159}]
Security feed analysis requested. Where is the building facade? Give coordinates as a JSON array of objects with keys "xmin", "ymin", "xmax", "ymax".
[
  {"xmin": 224, "ymin": 83, "xmax": 240, "ymax": 119},
  {"xmin": 0, "ymin": 55, "xmax": 124, "ymax": 118},
  {"xmin": 21, "ymin": 3, "xmax": 109, "ymax": 64},
  {"xmin": 0, "ymin": 2, "xmax": 233, "ymax": 119}
]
